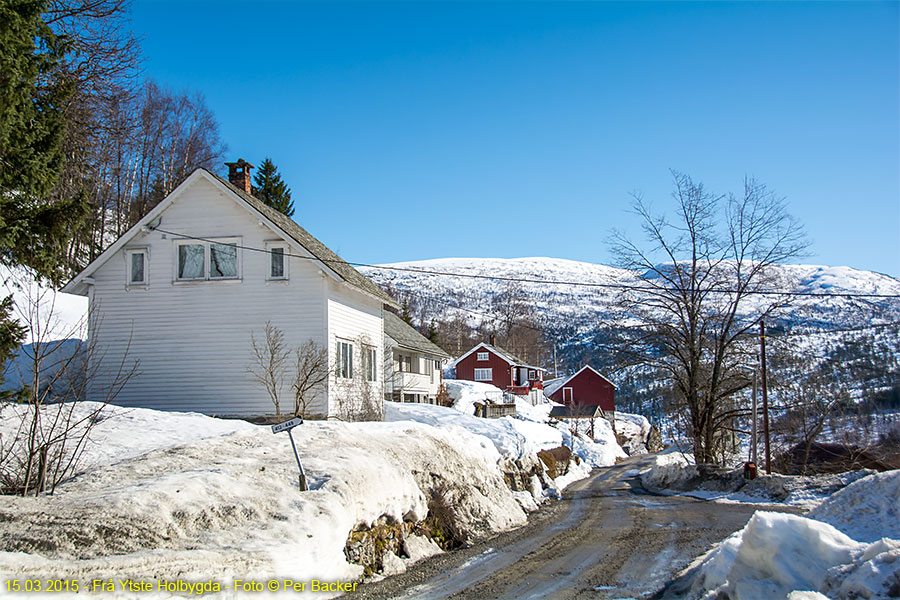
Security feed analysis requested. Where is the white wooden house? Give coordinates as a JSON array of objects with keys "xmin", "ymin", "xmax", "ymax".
[
  {"xmin": 383, "ymin": 312, "xmax": 450, "ymax": 404},
  {"xmin": 62, "ymin": 162, "xmax": 397, "ymax": 418}
]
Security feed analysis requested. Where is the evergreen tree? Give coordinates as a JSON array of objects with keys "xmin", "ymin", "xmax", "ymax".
[
  {"xmin": 0, "ymin": 0, "xmax": 88, "ymax": 284},
  {"xmin": 400, "ymin": 299, "xmax": 413, "ymax": 325},
  {"xmin": 426, "ymin": 319, "xmax": 439, "ymax": 345},
  {"xmin": 252, "ymin": 158, "xmax": 294, "ymax": 217},
  {"xmin": 0, "ymin": 0, "xmax": 89, "ymax": 392}
]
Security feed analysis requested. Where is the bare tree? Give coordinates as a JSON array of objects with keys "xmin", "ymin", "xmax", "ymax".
[
  {"xmin": 248, "ymin": 322, "xmax": 290, "ymax": 418},
  {"xmin": 0, "ymin": 271, "xmax": 138, "ymax": 495},
  {"xmin": 291, "ymin": 339, "xmax": 329, "ymax": 418},
  {"xmin": 611, "ymin": 172, "xmax": 808, "ymax": 465}
]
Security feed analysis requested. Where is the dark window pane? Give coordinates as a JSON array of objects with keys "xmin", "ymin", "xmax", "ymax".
[
  {"xmin": 178, "ymin": 244, "xmax": 205, "ymax": 279},
  {"xmin": 130, "ymin": 252, "xmax": 144, "ymax": 284},
  {"xmin": 271, "ymin": 247, "xmax": 284, "ymax": 278}
]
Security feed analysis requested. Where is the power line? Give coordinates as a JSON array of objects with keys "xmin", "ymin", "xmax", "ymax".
[{"xmin": 149, "ymin": 227, "xmax": 900, "ymax": 300}]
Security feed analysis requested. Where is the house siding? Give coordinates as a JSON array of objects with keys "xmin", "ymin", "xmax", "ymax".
[
  {"xmin": 86, "ymin": 176, "xmax": 367, "ymax": 417},
  {"xmin": 326, "ymin": 278, "xmax": 384, "ymax": 418},
  {"xmin": 548, "ymin": 368, "xmax": 615, "ymax": 411},
  {"xmin": 455, "ymin": 347, "xmax": 512, "ymax": 390}
]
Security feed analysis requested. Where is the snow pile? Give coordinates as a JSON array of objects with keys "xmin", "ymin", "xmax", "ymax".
[
  {"xmin": 689, "ymin": 512, "xmax": 900, "ymax": 599},
  {"xmin": 385, "ymin": 401, "xmax": 560, "ymax": 460},
  {"xmin": 640, "ymin": 450, "xmax": 698, "ymax": 491},
  {"xmin": 445, "ymin": 379, "xmax": 509, "ymax": 415},
  {"xmin": 688, "ymin": 471, "xmax": 900, "ymax": 599},
  {"xmin": 0, "ymin": 402, "xmax": 257, "ymax": 472},
  {"xmin": 386, "ymin": 401, "xmax": 624, "ymax": 470},
  {"xmin": 0, "ymin": 404, "xmax": 527, "ymax": 590},
  {"xmin": 615, "ymin": 411, "xmax": 653, "ymax": 453},
  {"xmin": 808, "ymin": 470, "xmax": 900, "ymax": 543},
  {"xmin": 561, "ymin": 416, "xmax": 626, "ymax": 471}
]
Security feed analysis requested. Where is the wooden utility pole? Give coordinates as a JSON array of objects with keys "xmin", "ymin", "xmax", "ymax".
[
  {"xmin": 751, "ymin": 366, "xmax": 758, "ymax": 465},
  {"xmin": 760, "ymin": 321, "xmax": 771, "ymax": 474}
]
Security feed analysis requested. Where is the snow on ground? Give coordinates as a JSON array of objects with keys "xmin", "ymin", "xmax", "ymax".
[
  {"xmin": 808, "ymin": 470, "xmax": 900, "ymax": 543},
  {"xmin": 0, "ymin": 403, "xmax": 528, "ymax": 596},
  {"xmin": 614, "ymin": 411, "xmax": 652, "ymax": 453},
  {"xmin": 438, "ymin": 380, "xmax": 625, "ymax": 470},
  {"xmin": 688, "ymin": 511, "xmax": 900, "ymax": 599},
  {"xmin": 0, "ymin": 265, "xmax": 87, "ymax": 344},
  {"xmin": 672, "ymin": 469, "xmax": 900, "ymax": 599},
  {"xmin": 0, "ymin": 402, "xmax": 257, "ymax": 472}
]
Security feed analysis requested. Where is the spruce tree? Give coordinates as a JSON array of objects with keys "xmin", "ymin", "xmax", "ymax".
[
  {"xmin": 0, "ymin": 0, "xmax": 89, "ymax": 391},
  {"xmin": 0, "ymin": 0, "xmax": 87, "ymax": 284},
  {"xmin": 252, "ymin": 158, "xmax": 294, "ymax": 217}
]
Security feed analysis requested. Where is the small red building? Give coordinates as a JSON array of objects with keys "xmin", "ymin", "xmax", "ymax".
[
  {"xmin": 451, "ymin": 342, "xmax": 545, "ymax": 405},
  {"xmin": 545, "ymin": 365, "xmax": 616, "ymax": 412}
]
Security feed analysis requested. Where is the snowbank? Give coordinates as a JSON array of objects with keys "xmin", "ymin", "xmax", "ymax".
[
  {"xmin": 688, "ymin": 512, "xmax": 900, "ymax": 600},
  {"xmin": 385, "ymin": 401, "xmax": 624, "ymax": 471},
  {"xmin": 614, "ymin": 411, "xmax": 652, "ymax": 453},
  {"xmin": 686, "ymin": 470, "xmax": 900, "ymax": 599},
  {"xmin": 0, "ymin": 404, "xmax": 527, "ymax": 593},
  {"xmin": 445, "ymin": 380, "xmax": 506, "ymax": 415},
  {"xmin": 385, "ymin": 401, "xmax": 560, "ymax": 461},
  {"xmin": 808, "ymin": 470, "xmax": 900, "ymax": 543}
]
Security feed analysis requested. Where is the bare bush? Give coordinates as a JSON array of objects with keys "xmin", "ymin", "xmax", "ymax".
[
  {"xmin": 0, "ymin": 273, "xmax": 137, "ymax": 495},
  {"xmin": 248, "ymin": 321, "xmax": 290, "ymax": 418},
  {"xmin": 292, "ymin": 339, "xmax": 329, "ymax": 418}
]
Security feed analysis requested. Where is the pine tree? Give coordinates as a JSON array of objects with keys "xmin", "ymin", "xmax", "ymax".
[{"xmin": 252, "ymin": 158, "xmax": 294, "ymax": 217}]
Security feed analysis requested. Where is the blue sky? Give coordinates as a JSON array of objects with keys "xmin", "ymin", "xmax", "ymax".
[{"xmin": 130, "ymin": 1, "xmax": 899, "ymax": 277}]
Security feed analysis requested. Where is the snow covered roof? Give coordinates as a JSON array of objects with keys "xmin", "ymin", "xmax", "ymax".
[
  {"xmin": 384, "ymin": 311, "xmax": 450, "ymax": 360},
  {"xmin": 543, "ymin": 365, "xmax": 618, "ymax": 398},
  {"xmin": 450, "ymin": 342, "xmax": 545, "ymax": 371},
  {"xmin": 62, "ymin": 169, "xmax": 397, "ymax": 308},
  {"xmin": 549, "ymin": 404, "xmax": 601, "ymax": 419}
]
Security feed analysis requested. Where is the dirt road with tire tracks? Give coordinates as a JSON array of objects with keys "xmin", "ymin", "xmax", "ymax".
[{"xmin": 355, "ymin": 453, "xmax": 798, "ymax": 599}]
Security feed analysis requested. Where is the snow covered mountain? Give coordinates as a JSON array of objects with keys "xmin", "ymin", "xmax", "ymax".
[{"xmin": 361, "ymin": 257, "xmax": 900, "ymax": 334}]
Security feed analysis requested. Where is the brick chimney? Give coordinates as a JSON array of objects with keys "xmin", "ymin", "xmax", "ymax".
[{"xmin": 225, "ymin": 158, "xmax": 254, "ymax": 194}]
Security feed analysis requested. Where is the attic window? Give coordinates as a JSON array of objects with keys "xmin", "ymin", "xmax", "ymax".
[
  {"xmin": 477, "ymin": 352, "xmax": 489, "ymax": 361},
  {"xmin": 266, "ymin": 241, "xmax": 288, "ymax": 280},
  {"xmin": 126, "ymin": 249, "xmax": 148, "ymax": 286}
]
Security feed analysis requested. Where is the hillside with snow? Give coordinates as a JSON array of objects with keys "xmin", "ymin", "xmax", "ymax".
[{"xmin": 362, "ymin": 257, "xmax": 900, "ymax": 334}]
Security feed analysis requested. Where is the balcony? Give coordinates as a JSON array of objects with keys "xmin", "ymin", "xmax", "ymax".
[{"xmin": 506, "ymin": 380, "xmax": 543, "ymax": 396}]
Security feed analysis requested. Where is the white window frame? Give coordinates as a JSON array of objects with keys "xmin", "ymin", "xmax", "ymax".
[
  {"xmin": 474, "ymin": 368, "xmax": 492, "ymax": 382},
  {"xmin": 563, "ymin": 387, "xmax": 574, "ymax": 403},
  {"xmin": 125, "ymin": 247, "xmax": 148, "ymax": 287},
  {"xmin": 174, "ymin": 237, "xmax": 242, "ymax": 282},
  {"xmin": 265, "ymin": 240, "xmax": 289, "ymax": 281},
  {"xmin": 336, "ymin": 339, "xmax": 354, "ymax": 379},
  {"xmin": 363, "ymin": 346, "xmax": 377, "ymax": 382},
  {"xmin": 477, "ymin": 352, "xmax": 489, "ymax": 361}
]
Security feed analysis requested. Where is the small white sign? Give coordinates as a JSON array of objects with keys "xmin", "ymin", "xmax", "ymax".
[{"xmin": 271, "ymin": 416, "xmax": 304, "ymax": 434}]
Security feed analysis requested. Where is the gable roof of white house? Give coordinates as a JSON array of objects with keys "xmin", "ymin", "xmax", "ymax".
[
  {"xmin": 543, "ymin": 365, "xmax": 617, "ymax": 397},
  {"xmin": 383, "ymin": 311, "xmax": 450, "ymax": 360},
  {"xmin": 62, "ymin": 168, "xmax": 397, "ymax": 308},
  {"xmin": 449, "ymin": 341, "xmax": 545, "ymax": 371}
]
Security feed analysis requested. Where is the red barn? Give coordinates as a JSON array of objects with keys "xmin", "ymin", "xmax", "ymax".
[
  {"xmin": 545, "ymin": 365, "xmax": 616, "ymax": 412},
  {"xmin": 451, "ymin": 342, "xmax": 545, "ymax": 405}
]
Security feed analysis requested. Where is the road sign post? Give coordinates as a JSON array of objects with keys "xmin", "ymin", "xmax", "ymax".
[{"xmin": 271, "ymin": 416, "xmax": 307, "ymax": 491}]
